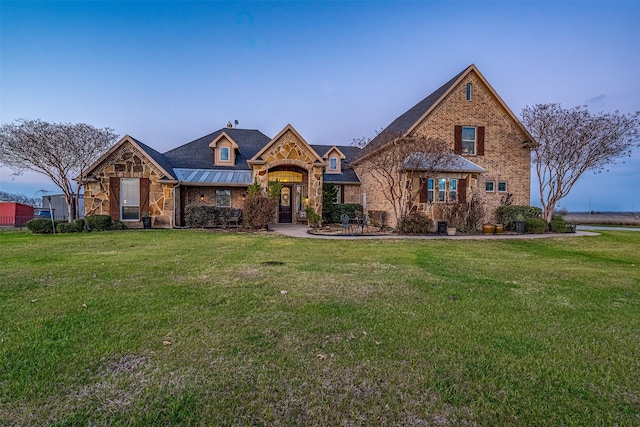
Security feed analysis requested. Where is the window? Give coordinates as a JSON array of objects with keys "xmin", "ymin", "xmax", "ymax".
[
  {"xmin": 427, "ymin": 178, "xmax": 434, "ymax": 202},
  {"xmin": 498, "ymin": 181, "xmax": 508, "ymax": 192},
  {"xmin": 329, "ymin": 157, "xmax": 337, "ymax": 170},
  {"xmin": 268, "ymin": 171, "xmax": 303, "ymax": 182},
  {"xmin": 462, "ymin": 127, "xmax": 476, "ymax": 155},
  {"xmin": 485, "ymin": 181, "xmax": 495, "ymax": 192},
  {"xmin": 438, "ymin": 178, "xmax": 446, "ymax": 202},
  {"xmin": 449, "ymin": 179, "xmax": 457, "ymax": 202},
  {"xmin": 466, "ymin": 83, "xmax": 472, "ymax": 101},
  {"xmin": 335, "ymin": 185, "xmax": 342, "ymax": 203},
  {"xmin": 216, "ymin": 189, "xmax": 231, "ymax": 207},
  {"xmin": 220, "ymin": 147, "xmax": 230, "ymax": 161},
  {"xmin": 121, "ymin": 178, "xmax": 140, "ymax": 220}
]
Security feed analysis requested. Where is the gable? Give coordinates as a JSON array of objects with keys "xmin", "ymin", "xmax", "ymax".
[
  {"xmin": 83, "ymin": 135, "xmax": 175, "ymax": 180},
  {"xmin": 357, "ymin": 65, "xmax": 534, "ymax": 163},
  {"xmin": 250, "ymin": 124, "xmax": 324, "ymax": 167}
]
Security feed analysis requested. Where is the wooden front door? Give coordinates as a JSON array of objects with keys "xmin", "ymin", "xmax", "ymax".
[{"xmin": 279, "ymin": 186, "xmax": 292, "ymax": 223}]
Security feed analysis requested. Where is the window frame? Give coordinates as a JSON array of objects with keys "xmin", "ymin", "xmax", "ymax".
[
  {"xmin": 215, "ymin": 189, "xmax": 231, "ymax": 207},
  {"xmin": 466, "ymin": 83, "xmax": 472, "ymax": 101},
  {"xmin": 461, "ymin": 126, "xmax": 476, "ymax": 155},
  {"xmin": 329, "ymin": 157, "xmax": 338, "ymax": 170},
  {"xmin": 120, "ymin": 178, "xmax": 140, "ymax": 221},
  {"xmin": 438, "ymin": 178, "xmax": 446, "ymax": 202},
  {"xmin": 497, "ymin": 181, "xmax": 508, "ymax": 193},
  {"xmin": 449, "ymin": 178, "xmax": 458, "ymax": 203},
  {"xmin": 485, "ymin": 181, "xmax": 495, "ymax": 192},
  {"xmin": 220, "ymin": 147, "xmax": 230, "ymax": 162}
]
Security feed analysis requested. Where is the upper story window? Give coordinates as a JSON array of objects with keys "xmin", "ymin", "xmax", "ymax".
[
  {"xmin": 461, "ymin": 127, "xmax": 476, "ymax": 155},
  {"xmin": 220, "ymin": 147, "xmax": 230, "ymax": 161},
  {"xmin": 466, "ymin": 83, "xmax": 472, "ymax": 101},
  {"xmin": 329, "ymin": 157, "xmax": 338, "ymax": 170}
]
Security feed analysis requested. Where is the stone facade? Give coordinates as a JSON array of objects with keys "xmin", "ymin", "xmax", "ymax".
[
  {"xmin": 83, "ymin": 139, "xmax": 174, "ymax": 228},
  {"xmin": 251, "ymin": 127, "xmax": 325, "ymax": 219}
]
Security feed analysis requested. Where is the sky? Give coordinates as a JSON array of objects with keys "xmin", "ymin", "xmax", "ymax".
[{"xmin": 1, "ymin": 0, "xmax": 639, "ymax": 212}]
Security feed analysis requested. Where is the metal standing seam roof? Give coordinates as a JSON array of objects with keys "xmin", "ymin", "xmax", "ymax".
[
  {"xmin": 404, "ymin": 154, "xmax": 486, "ymax": 173},
  {"xmin": 174, "ymin": 168, "xmax": 254, "ymax": 185}
]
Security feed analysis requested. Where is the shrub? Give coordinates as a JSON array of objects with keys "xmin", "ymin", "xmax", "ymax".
[
  {"xmin": 26, "ymin": 219, "xmax": 54, "ymax": 234},
  {"xmin": 85, "ymin": 215, "xmax": 113, "ymax": 231},
  {"xmin": 438, "ymin": 198, "xmax": 485, "ymax": 233},
  {"xmin": 243, "ymin": 195, "xmax": 276, "ymax": 230},
  {"xmin": 398, "ymin": 212, "xmax": 433, "ymax": 234},
  {"xmin": 184, "ymin": 205, "xmax": 216, "ymax": 228},
  {"xmin": 74, "ymin": 218, "xmax": 85, "ymax": 232},
  {"xmin": 322, "ymin": 183, "xmax": 339, "ymax": 222},
  {"xmin": 496, "ymin": 205, "xmax": 543, "ymax": 231},
  {"xmin": 305, "ymin": 206, "xmax": 322, "ymax": 228},
  {"xmin": 328, "ymin": 203, "xmax": 363, "ymax": 223},
  {"xmin": 56, "ymin": 222, "xmax": 79, "ymax": 233},
  {"xmin": 549, "ymin": 215, "xmax": 573, "ymax": 233},
  {"xmin": 524, "ymin": 218, "xmax": 547, "ymax": 234},
  {"xmin": 110, "ymin": 221, "xmax": 128, "ymax": 231}
]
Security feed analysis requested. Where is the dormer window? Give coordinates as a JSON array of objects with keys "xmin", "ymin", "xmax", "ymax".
[
  {"xmin": 209, "ymin": 132, "xmax": 239, "ymax": 166},
  {"xmin": 322, "ymin": 146, "xmax": 346, "ymax": 174}
]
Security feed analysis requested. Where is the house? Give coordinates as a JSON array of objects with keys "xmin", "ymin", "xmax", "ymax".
[
  {"xmin": 353, "ymin": 64, "xmax": 533, "ymax": 227},
  {"xmin": 82, "ymin": 64, "xmax": 532, "ymax": 229},
  {"xmin": 81, "ymin": 124, "xmax": 361, "ymax": 227}
]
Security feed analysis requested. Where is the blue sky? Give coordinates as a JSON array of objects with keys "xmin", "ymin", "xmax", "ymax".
[{"xmin": 1, "ymin": 1, "xmax": 639, "ymax": 212}]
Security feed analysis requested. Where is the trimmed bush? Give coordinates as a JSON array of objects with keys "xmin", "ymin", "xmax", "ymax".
[
  {"xmin": 74, "ymin": 218, "xmax": 85, "ymax": 232},
  {"xmin": 184, "ymin": 206, "xmax": 216, "ymax": 228},
  {"xmin": 56, "ymin": 222, "xmax": 79, "ymax": 233},
  {"xmin": 328, "ymin": 204, "xmax": 363, "ymax": 223},
  {"xmin": 398, "ymin": 212, "xmax": 433, "ymax": 234},
  {"xmin": 525, "ymin": 218, "xmax": 547, "ymax": 234},
  {"xmin": 85, "ymin": 215, "xmax": 113, "ymax": 231},
  {"xmin": 496, "ymin": 205, "xmax": 543, "ymax": 231},
  {"xmin": 26, "ymin": 219, "xmax": 55, "ymax": 234},
  {"xmin": 550, "ymin": 215, "xmax": 574, "ymax": 233},
  {"xmin": 110, "ymin": 221, "xmax": 128, "ymax": 231}
]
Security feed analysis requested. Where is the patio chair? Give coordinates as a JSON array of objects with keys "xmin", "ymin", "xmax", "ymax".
[
  {"xmin": 340, "ymin": 214, "xmax": 351, "ymax": 234},
  {"xmin": 228, "ymin": 208, "xmax": 242, "ymax": 228}
]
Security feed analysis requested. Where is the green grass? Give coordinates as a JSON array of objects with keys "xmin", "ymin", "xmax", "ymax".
[{"xmin": 1, "ymin": 230, "xmax": 639, "ymax": 426}]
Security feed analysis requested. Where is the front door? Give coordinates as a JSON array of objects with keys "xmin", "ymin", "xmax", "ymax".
[{"xmin": 279, "ymin": 186, "xmax": 292, "ymax": 223}]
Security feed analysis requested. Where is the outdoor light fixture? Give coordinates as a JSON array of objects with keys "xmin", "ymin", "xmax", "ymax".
[{"xmin": 200, "ymin": 194, "xmax": 204, "ymax": 201}]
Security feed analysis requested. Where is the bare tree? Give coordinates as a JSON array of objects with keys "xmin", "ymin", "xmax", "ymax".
[
  {"xmin": 0, "ymin": 119, "xmax": 119, "ymax": 221},
  {"xmin": 521, "ymin": 104, "xmax": 640, "ymax": 223},
  {"xmin": 353, "ymin": 131, "xmax": 457, "ymax": 225}
]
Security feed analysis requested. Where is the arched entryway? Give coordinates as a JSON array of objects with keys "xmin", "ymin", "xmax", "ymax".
[{"xmin": 268, "ymin": 166, "xmax": 308, "ymax": 223}]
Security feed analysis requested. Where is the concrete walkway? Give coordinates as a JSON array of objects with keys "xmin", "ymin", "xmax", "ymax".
[{"xmin": 268, "ymin": 224, "xmax": 600, "ymax": 240}]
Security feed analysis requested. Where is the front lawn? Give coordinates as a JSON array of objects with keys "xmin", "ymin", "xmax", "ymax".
[{"xmin": 1, "ymin": 230, "xmax": 638, "ymax": 425}]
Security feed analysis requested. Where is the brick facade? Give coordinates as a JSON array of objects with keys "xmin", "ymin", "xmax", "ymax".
[{"xmin": 354, "ymin": 66, "xmax": 531, "ymax": 228}]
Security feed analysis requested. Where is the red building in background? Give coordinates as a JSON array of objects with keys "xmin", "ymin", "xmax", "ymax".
[{"xmin": 0, "ymin": 202, "xmax": 34, "ymax": 226}]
